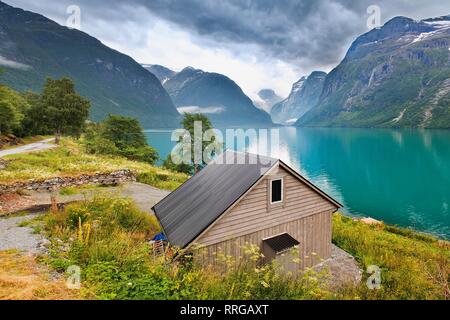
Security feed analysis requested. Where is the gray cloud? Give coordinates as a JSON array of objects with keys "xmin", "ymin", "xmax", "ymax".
[
  {"xmin": 135, "ymin": 0, "xmax": 450, "ymax": 68},
  {"xmin": 5, "ymin": 0, "xmax": 450, "ymax": 95},
  {"xmin": 0, "ymin": 55, "xmax": 31, "ymax": 70}
]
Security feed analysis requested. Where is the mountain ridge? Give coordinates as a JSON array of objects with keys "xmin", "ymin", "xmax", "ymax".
[
  {"xmin": 142, "ymin": 64, "xmax": 176, "ymax": 84},
  {"xmin": 0, "ymin": 1, "xmax": 180, "ymax": 128},
  {"xmin": 296, "ymin": 15, "xmax": 450, "ymax": 128},
  {"xmin": 271, "ymin": 71, "xmax": 326, "ymax": 125},
  {"xmin": 162, "ymin": 66, "xmax": 273, "ymax": 126}
]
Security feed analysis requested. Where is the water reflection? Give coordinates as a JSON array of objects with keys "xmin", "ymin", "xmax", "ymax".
[{"xmin": 280, "ymin": 127, "xmax": 450, "ymax": 238}]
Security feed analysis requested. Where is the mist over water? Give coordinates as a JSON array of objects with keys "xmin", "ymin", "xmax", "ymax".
[{"xmin": 145, "ymin": 127, "xmax": 450, "ymax": 239}]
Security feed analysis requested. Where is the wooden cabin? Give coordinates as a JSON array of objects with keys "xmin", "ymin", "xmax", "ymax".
[{"xmin": 152, "ymin": 150, "xmax": 342, "ymax": 271}]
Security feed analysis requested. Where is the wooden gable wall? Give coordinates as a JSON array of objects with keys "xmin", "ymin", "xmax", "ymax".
[{"xmin": 193, "ymin": 164, "xmax": 339, "ymax": 269}]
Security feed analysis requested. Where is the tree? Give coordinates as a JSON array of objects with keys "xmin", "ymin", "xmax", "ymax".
[
  {"xmin": 0, "ymin": 100, "xmax": 19, "ymax": 136},
  {"xmin": 165, "ymin": 113, "xmax": 221, "ymax": 174},
  {"xmin": 102, "ymin": 115, "xmax": 147, "ymax": 150},
  {"xmin": 83, "ymin": 115, "xmax": 159, "ymax": 165},
  {"xmin": 163, "ymin": 155, "xmax": 193, "ymax": 175},
  {"xmin": 41, "ymin": 78, "xmax": 90, "ymax": 144},
  {"xmin": 19, "ymin": 91, "xmax": 52, "ymax": 137},
  {"xmin": 0, "ymin": 85, "xmax": 26, "ymax": 136}
]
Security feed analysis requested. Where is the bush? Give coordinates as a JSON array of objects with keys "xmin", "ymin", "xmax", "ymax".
[
  {"xmin": 62, "ymin": 197, "xmax": 158, "ymax": 236},
  {"xmin": 66, "ymin": 206, "xmax": 91, "ymax": 229},
  {"xmin": 0, "ymin": 85, "xmax": 26, "ymax": 136},
  {"xmin": 163, "ymin": 154, "xmax": 193, "ymax": 175},
  {"xmin": 118, "ymin": 146, "xmax": 158, "ymax": 165},
  {"xmin": 136, "ymin": 171, "xmax": 187, "ymax": 191},
  {"xmin": 83, "ymin": 115, "xmax": 159, "ymax": 165},
  {"xmin": 84, "ymin": 136, "xmax": 119, "ymax": 155}
]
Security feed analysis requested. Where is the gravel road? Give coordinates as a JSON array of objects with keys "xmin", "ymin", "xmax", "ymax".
[
  {"xmin": 0, "ymin": 214, "xmax": 47, "ymax": 254},
  {"xmin": 0, "ymin": 138, "xmax": 56, "ymax": 158}
]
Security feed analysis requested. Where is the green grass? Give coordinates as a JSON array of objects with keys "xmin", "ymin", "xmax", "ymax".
[
  {"xmin": 59, "ymin": 185, "xmax": 110, "ymax": 196},
  {"xmin": 0, "ymin": 138, "xmax": 188, "ymax": 191},
  {"xmin": 332, "ymin": 214, "xmax": 450, "ymax": 300},
  {"xmin": 33, "ymin": 197, "xmax": 449, "ymax": 300},
  {"xmin": 38, "ymin": 197, "xmax": 331, "ymax": 300}
]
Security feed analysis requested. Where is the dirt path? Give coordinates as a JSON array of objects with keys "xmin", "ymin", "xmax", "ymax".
[
  {"xmin": 1, "ymin": 182, "xmax": 169, "ymax": 253},
  {"xmin": 1, "ymin": 182, "xmax": 169, "ymax": 248},
  {"xmin": 25, "ymin": 182, "xmax": 170, "ymax": 214},
  {"xmin": 0, "ymin": 214, "xmax": 47, "ymax": 254},
  {"xmin": 0, "ymin": 138, "xmax": 56, "ymax": 158}
]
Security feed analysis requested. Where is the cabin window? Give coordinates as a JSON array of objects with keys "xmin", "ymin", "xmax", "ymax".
[{"xmin": 271, "ymin": 178, "xmax": 283, "ymax": 204}]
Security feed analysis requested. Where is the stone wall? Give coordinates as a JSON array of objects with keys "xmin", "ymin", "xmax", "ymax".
[{"xmin": 0, "ymin": 169, "xmax": 136, "ymax": 193}]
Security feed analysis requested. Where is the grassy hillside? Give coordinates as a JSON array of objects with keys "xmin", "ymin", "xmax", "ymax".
[
  {"xmin": 0, "ymin": 138, "xmax": 188, "ymax": 191},
  {"xmin": 333, "ymin": 214, "xmax": 449, "ymax": 299},
  {"xmin": 20, "ymin": 200, "xmax": 447, "ymax": 300}
]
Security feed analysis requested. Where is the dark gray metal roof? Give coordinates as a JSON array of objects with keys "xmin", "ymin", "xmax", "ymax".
[
  {"xmin": 153, "ymin": 150, "xmax": 278, "ymax": 249},
  {"xmin": 263, "ymin": 233, "xmax": 300, "ymax": 253}
]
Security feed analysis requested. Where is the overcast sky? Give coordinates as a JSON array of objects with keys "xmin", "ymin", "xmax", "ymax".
[{"xmin": 6, "ymin": 0, "xmax": 450, "ymax": 100}]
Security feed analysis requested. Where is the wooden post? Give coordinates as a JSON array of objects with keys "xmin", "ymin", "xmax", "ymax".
[
  {"xmin": 51, "ymin": 195, "xmax": 58, "ymax": 214},
  {"xmin": 55, "ymin": 128, "xmax": 61, "ymax": 145}
]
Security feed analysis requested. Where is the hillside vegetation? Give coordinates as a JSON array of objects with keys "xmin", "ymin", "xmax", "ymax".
[
  {"xmin": 0, "ymin": 138, "xmax": 187, "ymax": 191},
  {"xmin": 17, "ymin": 196, "xmax": 447, "ymax": 300},
  {"xmin": 333, "ymin": 214, "xmax": 449, "ymax": 299},
  {"xmin": 0, "ymin": 250, "xmax": 78, "ymax": 300}
]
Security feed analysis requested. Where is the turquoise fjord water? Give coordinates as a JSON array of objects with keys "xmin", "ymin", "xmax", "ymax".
[{"xmin": 145, "ymin": 127, "xmax": 450, "ymax": 239}]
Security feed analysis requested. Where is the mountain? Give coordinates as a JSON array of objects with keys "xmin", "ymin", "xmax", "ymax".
[
  {"xmin": 271, "ymin": 71, "xmax": 326, "ymax": 125},
  {"xmin": 254, "ymin": 89, "xmax": 283, "ymax": 113},
  {"xmin": 0, "ymin": 1, "xmax": 180, "ymax": 128},
  {"xmin": 297, "ymin": 16, "xmax": 450, "ymax": 128},
  {"xmin": 142, "ymin": 64, "xmax": 176, "ymax": 84},
  {"xmin": 163, "ymin": 67, "xmax": 273, "ymax": 126}
]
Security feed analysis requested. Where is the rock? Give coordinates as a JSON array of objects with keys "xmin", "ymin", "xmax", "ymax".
[
  {"xmin": 38, "ymin": 239, "xmax": 51, "ymax": 248},
  {"xmin": 360, "ymin": 217, "xmax": 383, "ymax": 225},
  {"xmin": 314, "ymin": 245, "xmax": 363, "ymax": 288}
]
